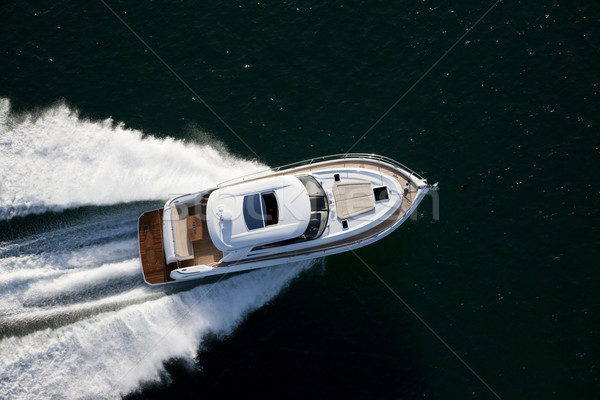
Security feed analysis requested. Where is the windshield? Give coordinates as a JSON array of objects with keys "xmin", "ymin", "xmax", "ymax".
[{"xmin": 297, "ymin": 175, "xmax": 329, "ymax": 239}]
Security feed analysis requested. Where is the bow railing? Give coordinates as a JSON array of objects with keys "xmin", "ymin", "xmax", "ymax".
[{"xmin": 217, "ymin": 153, "xmax": 426, "ymax": 187}]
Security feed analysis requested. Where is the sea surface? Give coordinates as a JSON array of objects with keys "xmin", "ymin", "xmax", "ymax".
[{"xmin": 1, "ymin": 1, "xmax": 598, "ymax": 399}]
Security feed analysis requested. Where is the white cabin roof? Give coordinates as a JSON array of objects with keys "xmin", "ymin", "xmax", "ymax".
[{"xmin": 206, "ymin": 175, "xmax": 310, "ymax": 251}]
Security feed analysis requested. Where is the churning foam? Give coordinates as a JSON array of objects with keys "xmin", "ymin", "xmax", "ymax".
[
  {"xmin": 0, "ymin": 98, "xmax": 316, "ymax": 399},
  {"xmin": 0, "ymin": 97, "xmax": 265, "ymax": 220},
  {"xmin": 0, "ymin": 260, "xmax": 314, "ymax": 399}
]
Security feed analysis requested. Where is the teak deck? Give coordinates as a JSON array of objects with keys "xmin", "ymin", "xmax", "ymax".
[
  {"xmin": 138, "ymin": 209, "xmax": 178, "ymax": 284},
  {"xmin": 179, "ymin": 204, "xmax": 222, "ymax": 268},
  {"xmin": 138, "ymin": 159, "xmax": 418, "ymax": 284},
  {"xmin": 139, "ymin": 204, "xmax": 221, "ymax": 284}
]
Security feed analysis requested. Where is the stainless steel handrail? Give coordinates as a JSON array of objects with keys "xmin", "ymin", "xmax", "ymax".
[{"xmin": 217, "ymin": 153, "xmax": 426, "ymax": 187}]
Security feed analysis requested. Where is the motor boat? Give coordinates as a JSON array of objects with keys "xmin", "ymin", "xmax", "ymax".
[{"xmin": 138, "ymin": 154, "xmax": 438, "ymax": 285}]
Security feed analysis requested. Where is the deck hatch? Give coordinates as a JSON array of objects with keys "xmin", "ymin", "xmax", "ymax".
[{"xmin": 373, "ymin": 186, "xmax": 389, "ymax": 201}]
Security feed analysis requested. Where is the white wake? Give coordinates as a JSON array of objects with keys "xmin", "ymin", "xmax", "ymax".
[
  {"xmin": 0, "ymin": 260, "xmax": 313, "ymax": 399},
  {"xmin": 0, "ymin": 97, "xmax": 264, "ymax": 220},
  {"xmin": 0, "ymin": 98, "xmax": 314, "ymax": 399}
]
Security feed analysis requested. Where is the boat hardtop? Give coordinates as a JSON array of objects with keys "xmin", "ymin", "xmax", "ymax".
[
  {"xmin": 206, "ymin": 175, "xmax": 311, "ymax": 252},
  {"xmin": 138, "ymin": 153, "xmax": 437, "ymax": 285}
]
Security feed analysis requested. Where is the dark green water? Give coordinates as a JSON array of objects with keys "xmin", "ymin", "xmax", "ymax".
[{"xmin": 1, "ymin": 1, "xmax": 598, "ymax": 398}]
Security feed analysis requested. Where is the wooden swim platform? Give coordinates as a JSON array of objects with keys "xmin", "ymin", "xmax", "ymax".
[{"xmin": 138, "ymin": 203, "xmax": 222, "ymax": 284}]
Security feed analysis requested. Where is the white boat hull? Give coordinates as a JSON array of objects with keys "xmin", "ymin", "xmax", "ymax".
[{"xmin": 138, "ymin": 154, "xmax": 437, "ymax": 285}]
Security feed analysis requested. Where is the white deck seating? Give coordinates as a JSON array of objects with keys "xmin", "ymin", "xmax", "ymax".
[{"xmin": 170, "ymin": 205, "xmax": 194, "ymax": 261}]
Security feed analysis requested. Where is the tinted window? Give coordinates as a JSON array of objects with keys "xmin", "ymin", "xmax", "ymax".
[
  {"xmin": 243, "ymin": 192, "xmax": 279, "ymax": 230},
  {"xmin": 243, "ymin": 194, "xmax": 264, "ymax": 230},
  {"xmin": 262, "ymin": 192, "xmax": 279, "ymax": 226},
  {"xmin": 296, "ymin": 175, "xmax": 329, "ymax": 239},
  {"xmin": 309, "ymin": 196, "xmax": 327, "ymax": 211}
]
